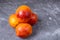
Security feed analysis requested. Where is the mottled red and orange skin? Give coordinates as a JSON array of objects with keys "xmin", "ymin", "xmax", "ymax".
[
  {"xmin": 17, "ymin": 10, "xmax": 31, "ymax": 23},
  {"xmin": 15, "ymin": 23, "xmax": 32, "ymax": 38},
  {"xmin": 16, "ymin": 5, "xmax": 32, "ymax": 23},
  {"xmin": 16, "ymin": 5, "xmax": 32, "ymax": 14},
  {"xmin": 28, "ymin": 13, "xmax": 38, "ymax": 25}
]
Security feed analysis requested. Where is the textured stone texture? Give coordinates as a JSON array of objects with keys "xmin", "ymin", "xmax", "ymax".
[{"xmin": 0, "ymin": 0, "xmax": 60, "ymax": 40}]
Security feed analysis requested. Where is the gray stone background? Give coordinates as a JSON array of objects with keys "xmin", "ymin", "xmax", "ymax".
[{"xmin": 0, "ymin": 0, "xmax": 60, "ymax": 40}]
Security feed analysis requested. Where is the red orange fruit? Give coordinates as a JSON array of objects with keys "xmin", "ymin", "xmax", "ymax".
[
  {"xmin": 15, "ymin": 23, "xmax": 32, "ymax": 38},
  {"xmin": 16, "ymin": 5, "xmax": 32, "ymax": 23},
  {"xmin": 9, "ymin": 14, "xmax": 19, "ymax": 28},
  {"xmin": 28, "ymin": 13, "xmax": 38, "ymax": 25}
]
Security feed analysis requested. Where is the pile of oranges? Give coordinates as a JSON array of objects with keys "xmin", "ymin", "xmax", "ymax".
[{"xmin": 8, "ymin": 5, "xmax": 38, "ymax": 38}]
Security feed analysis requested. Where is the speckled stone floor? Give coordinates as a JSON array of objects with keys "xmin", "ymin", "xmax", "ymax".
[{"xmin": 0, "ymin": 0, "xmax": 60, "ymax": 40}]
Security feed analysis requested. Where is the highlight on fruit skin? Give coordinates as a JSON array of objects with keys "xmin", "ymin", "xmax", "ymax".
[
  {"xmin": 15, "ymin": 23, "xmax": 32, "ymax": 38},
  {"xmin": 28, "ymin": 13, "xmax": 38, "ymax": 25},
  {"xmin": 15, "ymin": 5, "xmax": 32, "ymax": 23},
  {"xmin": 17, "ymin": 11, "xmax": 31, "ymax": 23},
  {"xmin": 8, "ymin": 14, "xmax": 20, "ymax": 28}
]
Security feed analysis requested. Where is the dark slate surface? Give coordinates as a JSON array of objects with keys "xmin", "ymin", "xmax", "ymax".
[{"xmin": 0, "ymin": 0, "xmax": 60, "ymax": 40}]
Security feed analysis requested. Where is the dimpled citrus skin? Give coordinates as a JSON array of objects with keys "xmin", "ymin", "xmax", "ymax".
[
  {"xmin": 16, "ymin": 5, "xmax": 32, "ymax": 23},
  {"xmin": 9, "ymin": 14, "xmax": 20, "ymax": 28},
  {"xmin": 15, "ymin": 23, "xmax": 32, "ymax": 38},
  {"xmin": 28, "ymin": 13, "xmax": 38, "ymax": 25}
]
